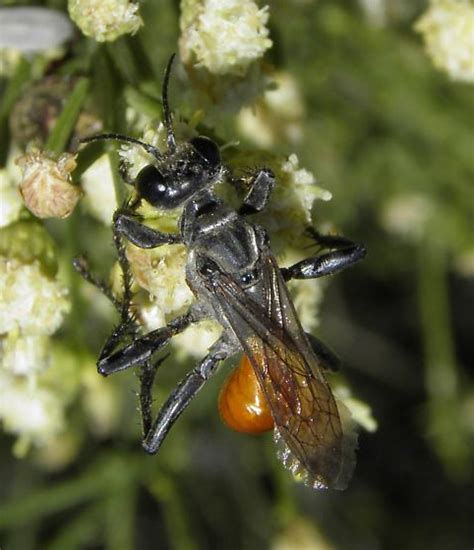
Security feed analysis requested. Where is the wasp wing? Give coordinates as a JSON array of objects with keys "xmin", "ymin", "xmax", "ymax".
[{"xmin": 208, "ymin": 251, "xmax": 357, "ymax": 490}]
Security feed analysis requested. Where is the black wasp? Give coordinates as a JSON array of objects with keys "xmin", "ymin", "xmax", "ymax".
[{"xmin": 77, "ymin": 54, "xmax": 366, "ymax": 490}]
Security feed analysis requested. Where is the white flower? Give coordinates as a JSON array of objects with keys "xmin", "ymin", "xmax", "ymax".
[
  {"xmin": 253, "ymin": 153, "xmax": 331, "ymax": 255},
  {"xmin": 1, "ymin": 332, "xmax": 50, "ymax": 376},
  {"xmin": 81, "ymin": 367, "xmax": 121, "ymax": 437},
  {"xmin": 333, "ymin": 385, "xmax": 378, "ymax": 433},
  {"xmin": 16, "ymin": 149, "xmax": 82, "ymax": 219},
  {"xmin": 0, "ymin": 169, "xmax": 23, "ymax": 228},
  {"xmin": 126, "ymin": 243, "xmax": 195, "ymax": 321},
  {"xmin": 81, "ymin": 154, "xmax": 117, "ymax": 224},
  {"xmin": 172, "ymin": 319, "xmax": 223, "ymax": 359},
  {"xmin": 272, "ymin": 518, "xmax": 335, "ymax": 550},
  {"xmin": 415, "ymin": 0, "xmax": 474, "ymax": 82},
  {"xmin": 0, "ymin": 258, "xmax": 70, "ymax": 336},
  {"xmin": 68, "ymin": 0, "xmax": 142, "ymax": 42},
  {"xmin": 180, "ymin": 0, "xmax": 272, "ymax": 75},
  {"xmin": 381, "ymin": 193, "xmax": 435, "ymax": 242},
  {"xmin": 238, "ymin": 72, "xmax": 304, "ymax": 147},
  {"xmin": 0, "ymin": 371, "xmax": 65, "ymax": 445},
  {"xmin": 281, "ymin": 154, "xmax": 332, "ymax": 213},
  {"xmin": 287, "ymin": 278, "xmax": 324, "ymax": 332}
]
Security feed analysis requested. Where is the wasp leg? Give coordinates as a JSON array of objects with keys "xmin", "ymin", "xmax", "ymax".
[
  {"xmin": 114, "ymin": 212, "xmax": 182, "ymax": 249},
  {"xmin": 97, "ymin": 312, "xmax": 194, "ymax": 376},
  {"xmin": 238, "ymin": 168, "xmax": 275, "ymax": 215},
  {"xmin": 305, "ymin": 332, "xmax": 341, "ymax": 372},
  {"xmin": 73, "ymin": 255, "xmax": 122, "ymax": 312},
  {"xmin": 139, "ymin": 355, "xmax": 169, "ymax": 436},
  {"xmin": 281, "ymin": 230, "xmax": 366, "ymax": 281},
  {"xmin": 143, "ymin": 338, "xmax": 233, "ymax": 454}
]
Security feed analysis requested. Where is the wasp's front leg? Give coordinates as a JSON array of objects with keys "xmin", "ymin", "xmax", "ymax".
[
  {"xmin": 114, "ymin": 211, "xmax": 182, "ymax": 249},
  {"xmin": 282, "ymin": 230, "xmax": 366, "ymax": 281},
  {"xmin": 238, "ymin": 168, "xmax": 275, "ymax": 215}
]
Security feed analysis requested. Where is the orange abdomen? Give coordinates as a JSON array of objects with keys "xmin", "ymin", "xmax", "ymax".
[{"xmin": 218, "ymin": 354, "xmax": 274, "ymax": 434}]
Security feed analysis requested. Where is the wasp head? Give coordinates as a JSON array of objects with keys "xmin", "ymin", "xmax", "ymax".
[
  {"xmin": 135, "ymin": 135, "xmax": 221, "ymax": 209},
  {"xmin": 80, "ymin": 54, "xmax": 222, "ymax": 210}
]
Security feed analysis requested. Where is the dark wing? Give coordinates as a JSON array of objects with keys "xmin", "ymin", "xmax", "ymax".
[{"xmin": 209, "ymin": 251, "xmax": 356, "ymax": 490}]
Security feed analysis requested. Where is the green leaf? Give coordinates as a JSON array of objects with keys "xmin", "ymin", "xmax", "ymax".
[
  {"xmin": 45, "ymin": 77, "xmax": 90, "ymax": 154},
  {"xmin": 0, "ymin": 57, "xmax": 31, "ymax": 163},
  {"xmin": 124, "ymin": 85, "xmax": 162, "ymax": 120},
  {"xmin": 0, "ymin": 57, "xmax": 31, "ymax": 119}
]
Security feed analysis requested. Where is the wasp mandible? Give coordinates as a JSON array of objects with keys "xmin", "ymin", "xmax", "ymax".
[{"xmin": 77, "ymin": 54, "xmax": 366, "ymax": 490}]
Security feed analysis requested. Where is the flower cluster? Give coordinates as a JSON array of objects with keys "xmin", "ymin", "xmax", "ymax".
[
  {"xmin": 415, "ymin": 0, "xmax": 474, "ymax": 82},
  {"xmin": 0, "ymin": 222, "xmax": 72, "ymax": 450},
  {"xmin": 68, "ymin": 0, "xmax": 142, "ymax": 42},
  {"xmin": 180, "ymin": 0, "xmax": 272, "ymax": 76}
]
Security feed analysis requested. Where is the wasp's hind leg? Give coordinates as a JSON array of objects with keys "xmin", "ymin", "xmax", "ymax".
[
  {"xmin": 282, "ymin": 229, "xmax": 366, "ymax": 281},
  {"xmin": 305, "ymin": 332, "xmax": 341, "ymax": 372},
  {"xmin": 143, "ymin": 337, "xmax": 235, "ymax": 454}
]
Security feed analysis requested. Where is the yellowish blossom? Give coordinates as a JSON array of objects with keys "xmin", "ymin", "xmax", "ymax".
[
  {"xmin": 172, "ymin": 320, "xmax": 223, "ymax": 359},
  {"xmin": 81, "ymin": 154, "xmax": 117, "ymax": 224},
  {"xmin": 272, "ymin": 518, "xmax": 335, "ymax": 550},
  {"xmin": 381, "ymin": 193, "xmax": 435, "ymax": 242},
  {"xmin": 180, "ymin": 0, "xmax": 272, "ymax": 76},
  {"xmin": 334, "ymin": 385, "xmax": 378, "ymax": 433},
  {"xmin": 238, "ymin": 72, "xmax": 304, "ymax": 147},
  {"xmin": 415, "ymin": 0, "xmax": 474, "ymax": 82},
  {"xmin": 252, "ymin": 153, "xmax": 332, "ymax": 254},
  {"xmin": 126, "ymin": 243, "xmax": 194, "ymax": 321},
  {"xmin": 68, "ymin": 0, "xmax": 142, "ymax": 42},
  {"xmin": 0, "ymin": 169, "xmax": 23, "ymax": 228},
  {"xmin": 0, "ymin": 371, "xmax": 65, "ymax": 447},
  {"xmin": 1, "ymin": 332, "xmax": 50, "ymax": 376},
  {"xmin": 81, "ymin": 367, "xmax": 121, "ymax": 437},
  {"xmin": 0, "ymin": 258, "xmax": 70, "ymax": 336}
]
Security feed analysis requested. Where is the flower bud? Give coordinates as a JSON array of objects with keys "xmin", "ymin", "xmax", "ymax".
[{"xmin": 16, "ymin": 149, "xmax": 82, "ymax": 219}]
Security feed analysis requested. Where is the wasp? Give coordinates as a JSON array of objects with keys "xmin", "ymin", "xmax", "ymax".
[{"xmin": 77, "ymin": 55, "xmax": 366, "ymax": 490}]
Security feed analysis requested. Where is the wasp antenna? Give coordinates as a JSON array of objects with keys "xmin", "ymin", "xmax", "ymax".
[
  {"xmin": 80, "ymin": 133, "xmax": 162, "ymax": 158},
  {"xmin": 162, "ymin": 53, "xmax": 177, "ymax": 152}
]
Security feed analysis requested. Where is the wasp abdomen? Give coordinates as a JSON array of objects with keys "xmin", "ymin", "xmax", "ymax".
[{"xmin": 218, "ymin": 354, "xmax": 274, "ymax": 434}]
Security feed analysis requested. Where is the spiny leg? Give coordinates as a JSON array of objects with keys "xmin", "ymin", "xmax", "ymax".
[
  {"xmin": 305, "ymin": 331, "xmax": 340, "ymax": 372},
  {"xmin": 73, "ymin": 255, "xmax": 122, "ymax": 312},
  {"xmin": 143, "ymin": 338, "xmax": 234, "ymax": 454},
  {"xmin": 282, "ymin": 229, "xmax": 366, "ymax": 281},
  {"xmin": 138, "ymin": 355, "xmax": 168, "ymax": 436},
  {"xmin": 97, "ymin": 311, "xmax": 194, "ymax": 376}
]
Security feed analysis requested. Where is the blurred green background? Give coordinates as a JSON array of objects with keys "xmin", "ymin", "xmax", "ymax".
[{"xmin": 0, "ymin": 1, "xmax": 473, "ymax": 549}]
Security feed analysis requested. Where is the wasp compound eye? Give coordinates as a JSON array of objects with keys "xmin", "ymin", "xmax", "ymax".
[
  {"xmin": 136, "ymin": 164, "xmax": 168, "ymax": 206},
  {"xmin": 189, "ymin": 136, "xmax": 220, "ymax": 168}
]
